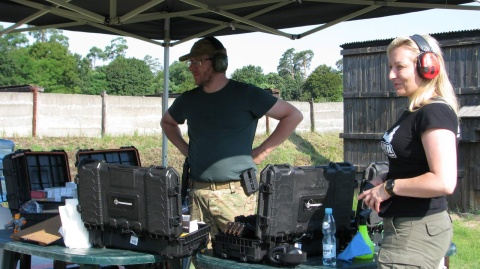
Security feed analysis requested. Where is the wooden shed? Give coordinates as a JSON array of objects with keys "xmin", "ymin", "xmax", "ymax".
[{"xmin": 339, "ymin": 29, "xmax": 480, "ymax": 212}]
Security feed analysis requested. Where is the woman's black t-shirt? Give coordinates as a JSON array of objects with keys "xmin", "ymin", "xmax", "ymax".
[{"xmin": 379, "ymin": 102, "xmax": 459, "ymax": 217}]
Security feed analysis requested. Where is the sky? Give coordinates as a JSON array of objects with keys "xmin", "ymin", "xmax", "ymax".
[{"xmin": 1, "ymin": 3, "xmax": 480, "ymax": 77}]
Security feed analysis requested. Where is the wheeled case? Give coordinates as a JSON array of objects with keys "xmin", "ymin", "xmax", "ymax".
[{"xmin": 76, "ymin": 160, "xmax": 182, "ymax": 237}]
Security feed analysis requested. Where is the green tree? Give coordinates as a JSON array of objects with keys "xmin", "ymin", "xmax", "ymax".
[
  {"xmin": 29, "ymin": 28, "xmax": 69, "ymax": 47},
  {"xmin": 0, "ymin": 27, "xmax": 29, "ymax": 49},
  {"xmin": 0, "ymin": 28, "xmax": 30, "ymax": 86},
  {"xmin": 168, "ymin": 61, "xmax": 195, "ymax": 94},
  {"xmin": 104, "ymin": 56, "xmax": 154, "ymax": 95},
  {"xmin": 231, "ymin": 65, "xmax": 268, "ymax": 88},
  {"xmin": 143, "ymin": 55, "xmax": 163, "ymax": 76},
  {"xmin": 335, "ymin": 59, "xmax": 343, "ymax": 73},
  {"xmin": 87, "ymin": 46, "xmax": 104, "ymax": 69},
  {"xmin": 89, "ymin": 66, "xmax": 109, "ymax": 95},
  {"xmin": 277, "ymin": 48, "xmax": 314, "ymax": 80},
  {"xmin": 74, "ymin": 54, "xmax": 98, "ymax": 95},
  {"xmin": 276, "ymin": 48, "xmax": 315, "ymax": 100},
  {"xmin": 302, "ymin": 64, "xmax": 343, "ymax": 102},
  {"xmin": 103, "ymin": 37, "xmax": 128, "ymax": 60},
  {"xmin": 279, "ymin": 76, "xmax": 304, "ymax": 101},
  {"xmin": 151, "ymin": 70, "xmax": 165, "ymax": 95},
  {"xmin": 27, "ymin": 41, "xmax": 81, "ymax": 93},
  {"xmin": 264, "ymin": 72, "xmax": 284, "ymax": 90},
  {"xmin": 277, "ymin": 48, "xmax": 296, "ymax": 79},
  {"xmin": 294, "ymin": 50, "xmax": 314, "ymax": 79}
]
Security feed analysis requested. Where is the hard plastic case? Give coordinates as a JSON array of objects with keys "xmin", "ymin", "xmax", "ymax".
[
  {"xmin": 357, "ymin": 162, "xmax": 388, "ymax": 228},
  {"xmin": 214, "ymin": 234, "xmax": 268, "ymax": 263},
  {"xmin": 3, "ymin": 149, "xmax": 71, "ymax": 228},
  {"xmin": 213, "ymin": 234, "xmax": 307, "ymax": 266},
  {"xmin": 256, "ymin": 162, "xmax": 356, "ymax": 241},
  {"xmin": 75, "ymin": 146, "xmax": 141, "ymax": 167},
  {"xmin": 76, "ymin": 160, "xmax": 183, "ymax": 238},
  {"xmin": 94, "ymin": 223, "xmax": 210, "ymax": 259},
  {"xmin": 212, "ymin": 162, "xmax": 356, "ymax": 262}
]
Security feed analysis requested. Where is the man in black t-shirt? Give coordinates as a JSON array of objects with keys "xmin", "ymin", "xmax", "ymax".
[{"xmin": 161, "ymin": 37, "xmax": 303, "ymax": 239}]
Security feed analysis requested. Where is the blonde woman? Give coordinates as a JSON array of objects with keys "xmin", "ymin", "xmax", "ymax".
[{"xmin": 358, "ymin": 34, "xmax": 459, "ymax": 269}]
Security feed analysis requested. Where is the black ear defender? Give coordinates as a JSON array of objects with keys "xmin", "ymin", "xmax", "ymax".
[
  {"xmin": 205, "ymin": 37, "xmax": 228, "ymax": 73},
  {"xmin": 410, "ymin": 34, "xmax": 440, "ymax": 80}
]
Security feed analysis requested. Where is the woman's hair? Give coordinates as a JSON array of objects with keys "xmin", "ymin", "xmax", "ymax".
[{"xmin": 387, "ymin": 35, "xmax": 459, "ymax": 115}]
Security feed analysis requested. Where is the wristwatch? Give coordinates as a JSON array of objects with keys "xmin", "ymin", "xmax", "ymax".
[{"xmin": 384, "ymin": 179, "xmax": 396, "ymax": 196}]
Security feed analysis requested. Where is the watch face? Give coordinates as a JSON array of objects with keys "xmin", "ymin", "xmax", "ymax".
[{"xmin": 386, "ymin": 180, "xmax": 395, "ymax": 195}]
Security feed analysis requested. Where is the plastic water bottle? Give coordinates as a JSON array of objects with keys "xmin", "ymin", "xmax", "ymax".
[{"xmin": 322, "ymin": 207, "xmax": 337, "ymax": 266}]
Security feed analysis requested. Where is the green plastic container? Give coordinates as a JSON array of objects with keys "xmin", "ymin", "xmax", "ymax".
[{"xmin": 355, "ymin": 225, "xmax": 375, "ymax": 260}]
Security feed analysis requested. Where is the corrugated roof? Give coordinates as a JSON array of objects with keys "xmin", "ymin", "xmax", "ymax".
[{"xmin": 0, "ymin": 84, "xmax": 44, "ymax": 92}]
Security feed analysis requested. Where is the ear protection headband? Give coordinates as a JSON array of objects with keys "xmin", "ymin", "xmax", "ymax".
[
  {"xmin": 205, "ymin": 37, "xmax": 228, "ymax": 73},
  {"xmin": 410, "ymin": 34, "xmax": 440, "ymax": 80}
]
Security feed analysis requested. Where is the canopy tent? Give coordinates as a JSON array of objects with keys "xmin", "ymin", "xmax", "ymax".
[
  {"xmin": 1, "ymin": 0, "xmax": 479, "ymax": 165},
  {"xmin": 1, "ymin": 1, "xmax": 478, "ymax": 45}
]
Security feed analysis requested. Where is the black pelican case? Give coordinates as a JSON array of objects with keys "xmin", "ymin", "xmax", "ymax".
[
  {"xmin": 256, "ymin": 162, "xmax": 356, "ymax": 241},
  {"xmin": 213, "ymin": 162, "xmax": 357, "ymax": 261},
  {"xmin": 76, "ymin": 160, "xmax": 183, "ymax": 237},
  {"xmin": 75, "ymin": 146, "xmax": 141, "ymax": 167},
  {"xmin": 3, "ymin": 149, "xmax": 71, "ymax": 228}
]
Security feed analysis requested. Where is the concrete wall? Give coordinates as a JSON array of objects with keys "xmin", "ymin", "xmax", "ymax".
[
  {"xmin": 0, "ymin": 92, "xmax": 33, "ymax": 136},
  {"xmin": 37, "ymin": 93, "xmax": 102, "ymax": 137},
  {"xmin": 0, "ymin": 92, "xmax": 343, "ymax": 137}
]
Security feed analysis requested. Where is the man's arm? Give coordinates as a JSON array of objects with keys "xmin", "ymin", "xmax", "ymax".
[
  {"xmin": 160, "ymin": 111, "xmax": 189, "ymax": 157},
  {"xmin": 252, "ymin": 100, "xmax": 303, "ymax": 164}
]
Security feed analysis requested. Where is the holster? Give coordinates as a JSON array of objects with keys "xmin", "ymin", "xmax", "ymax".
[{"xmin": 240, "ymin": 168, "xmax": 259, "ymax": 196}]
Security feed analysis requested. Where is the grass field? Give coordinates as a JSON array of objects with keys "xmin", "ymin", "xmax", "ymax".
[{"xmin": 6, "ymin": 133, "xmax": 479, "ymax": 268}]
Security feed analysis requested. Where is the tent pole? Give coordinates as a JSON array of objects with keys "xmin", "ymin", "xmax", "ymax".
[{"xmin": 161, "ymin": 18, "xmax": 171, "ymax": 166}]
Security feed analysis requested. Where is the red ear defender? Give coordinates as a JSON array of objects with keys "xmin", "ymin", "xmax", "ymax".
[
  {"xmin": 417, "ymin": 51, "xmax": 440, "ymax": 80},
  {"xmin": 410, "ymin": 34, "xmax": 440, "ymax": 80}
]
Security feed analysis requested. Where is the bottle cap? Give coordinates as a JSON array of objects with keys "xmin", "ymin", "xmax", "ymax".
[{"xmin": 325, "ymin": 208, "xmax": 332, "ymax": 214}]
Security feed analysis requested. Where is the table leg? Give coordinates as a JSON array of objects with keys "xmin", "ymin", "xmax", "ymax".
[
  {"xmin": 19, "ymin": 254, "xmax": 31, "ymax": 269},
  {"xmin": 1, "ymin": 250, "xmax": 30, "ymax": 269},
  {"xmin": 53, "ymin": 260, "xmax": 68, "ymax": 269},
  {"xmin": 1, "ymin": 249, "xmax": 18, "ymax": 269},
  {"xmin": 181, "ymin": 257, "xmax": 191, "ymax": 269},
  {"xmin": 169, "ymin": 259, "xmax": 182, "ymax": 269}
]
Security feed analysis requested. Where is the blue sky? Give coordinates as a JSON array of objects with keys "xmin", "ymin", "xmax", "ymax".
[{"xmin": 2, "ymin": 3, "xmax": 480, "ymax": 76}]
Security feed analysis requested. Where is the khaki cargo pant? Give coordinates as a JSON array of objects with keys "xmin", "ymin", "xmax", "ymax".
[{"xmin": 378, "ymin": 210, "xmax": 453, "ymax": 269}]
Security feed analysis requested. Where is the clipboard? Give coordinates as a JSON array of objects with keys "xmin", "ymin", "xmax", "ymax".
[{"xmin": 10, "ymin": 215, "xmax": 62, "ymax": 245}]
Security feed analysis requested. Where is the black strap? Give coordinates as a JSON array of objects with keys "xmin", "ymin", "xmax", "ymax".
[{"xmin": 410, "ymin": 34, "xmax": 432, "ymax": 53}]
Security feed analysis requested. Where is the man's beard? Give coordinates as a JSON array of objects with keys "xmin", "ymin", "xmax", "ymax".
[{"xmin": 196, "ymin": 70, "xmax": 215, "ymax": 87}]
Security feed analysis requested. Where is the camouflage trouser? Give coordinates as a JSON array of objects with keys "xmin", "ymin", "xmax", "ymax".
[{"xmin": 189, "ymin": 182, "xmax": 257, "ymax": 247}]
